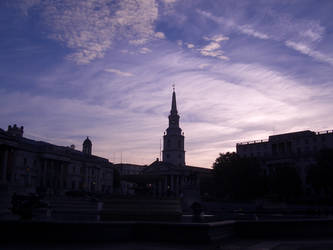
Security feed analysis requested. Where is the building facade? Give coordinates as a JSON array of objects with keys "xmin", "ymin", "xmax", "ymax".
[
  {"xmin": 114, "ymin": 163, "xmax": 147, "ymax": 195},
  {"xmin": 237, "ymin": 130, "xmax": 333, "ymax": 159},
  {"xmin": 0, "ymin": 124, "xmax": 114, "ymax": 196},
  {"xmin": 236, "ymin": 129, "xmax": 333, "ymax": 188}
]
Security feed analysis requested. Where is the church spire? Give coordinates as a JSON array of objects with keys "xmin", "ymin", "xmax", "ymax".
[
  {"xmin": 163, "ymin": 87, "xmax": 185, "ymax": 167},
  {"xmin": 171, "ymin": 85, "xmax": 178, "ymax": 115}
]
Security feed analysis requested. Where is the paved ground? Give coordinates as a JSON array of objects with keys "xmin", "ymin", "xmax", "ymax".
[
  {"xmin": 220, "ymin": 239, "xmax": 333, "ymax": 250},
  {"xmin": 2, "ymin": 240, "xmax": 333, "ymax": 250}
]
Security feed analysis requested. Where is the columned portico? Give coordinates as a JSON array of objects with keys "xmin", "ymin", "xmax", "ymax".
[{"xmin": 0, "ymin": 149, "xmax": 8, "ymax": 184}]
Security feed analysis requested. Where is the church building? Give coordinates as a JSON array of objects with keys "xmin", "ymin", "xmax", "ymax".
[
  {"xmin": 162, "ymin": 87, "xmax": 185, "ymax": 167},
  {"xmin": 141, "ymin": 88, "xmax": 206, "ymax": 199}
]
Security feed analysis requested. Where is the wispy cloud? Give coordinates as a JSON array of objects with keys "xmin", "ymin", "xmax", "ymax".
[
  {"xmin": 155, "ymin": 32, "xmax": 166, "ymax": 39},
  {"xmin": 104, "ymin": 68, "xmax": 133, "ymax": 77},
  {"xmin": 186, "ymin": 43, "xmax": 195, "ymax": 49},
  {"xmin": 15, "ymin": 0, "xmax": 159, "ymax": 64},
  {"xmin": 198, "ymin": 10, "xmax": 270, "ymax": 41},
  {"xmin": 238, "ymin": 25, "xmax": 270, "ymax": 40},
  {"xmin": 139, "ymin": 47, "xmax": 152, "ymax": 54},
  {"xmin": 203, "ymin": 34, "xmax": 229, "ymax": 43},
  {"xmin": 285, "ymin": 41, "xmax": 333, "ymax": 66},
  {"xmin": 197, "ymin": 8, "xmax": 331, "ymax": 66},
  {"xmin": 13, "ymin": 0, "xmax": 40, "ymax": 16},
  {"xmin": 199, "ymin": 34, "xmax": 229, "ymax": 60}
]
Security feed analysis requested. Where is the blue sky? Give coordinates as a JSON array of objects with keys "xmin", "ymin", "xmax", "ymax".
[{"xmin": 1, "ymin": 0, "xmax": 333, "ymax": 168}]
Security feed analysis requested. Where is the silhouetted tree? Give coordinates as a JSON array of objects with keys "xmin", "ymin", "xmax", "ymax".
[
  {"xmin": 269, "ymin": 166, "xmax": 303, "ymax": 201},
  {"xmin": 213, "ymin": 152, "xmax": 266, "ymax": 200}
]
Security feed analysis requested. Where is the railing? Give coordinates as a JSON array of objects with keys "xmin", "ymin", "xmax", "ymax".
[
  {"xmin": 236, "ymin": 139, "xmax": 269, "ymax": 146},
  {"xmin": 237, "ymin": 129, "xmax": 333, "ymax": 145},
  {"xmin": 316, "ymin": 130, "xmax": 333, "ymax": 135}
]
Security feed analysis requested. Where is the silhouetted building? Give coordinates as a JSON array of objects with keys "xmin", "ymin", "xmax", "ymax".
[
  {"xmin": 162, "ymin": 88, "xmax": 185, "ymax": 167},
  {"xmin": 140, "ymin": 88, "xmax": 210, "ymax": 202},
  {"xmin": 0, "ymin": 125, "xmax": 114, "ymax": 196},
  {"xmin": 114, "ymin": 163, "xmax": 147, "ymax": 195},
  {"xmin": 236, "ymin": 129, "xmax": 333, "ymax": 187}
]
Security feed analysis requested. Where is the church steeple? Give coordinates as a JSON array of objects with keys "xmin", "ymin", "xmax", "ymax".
[
  {"xmin": 163, "ymin": 87, "xmax": 185, "ymax": 167},
  {"xmin": 168, "ymin": 86, "xmax": 180, "ymax": 130},
  {"xmin": 171, "ymin": 86, "xmax": 178, "ymax": 115}
]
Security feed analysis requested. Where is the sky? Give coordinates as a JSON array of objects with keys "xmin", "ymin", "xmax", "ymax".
[{"xmin": 1, "ymin": 0, "xmax": 333, "ymax": 168}]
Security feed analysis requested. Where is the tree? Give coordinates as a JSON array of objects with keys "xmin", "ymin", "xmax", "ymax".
[
  {"xmin": 213, "ymin": 152, "xmax": 266, "ymax": 200},
  {"xmin": 269, "ymin": 166, "xmax": 303, "ymax": 201}
]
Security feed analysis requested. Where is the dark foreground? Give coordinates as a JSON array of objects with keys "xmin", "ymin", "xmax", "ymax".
[
  {"xmin": 2, "ymin": 239, "xmax": 333, "ymax": 250},
  {"xmin": 2, "ymin": 219, "xmax": 333, "ymax": 249}
]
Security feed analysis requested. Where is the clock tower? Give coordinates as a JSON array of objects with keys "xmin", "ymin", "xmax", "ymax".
[{"xmin": 162, "ymin": 87, "xmax": 185, "ymax": 167}]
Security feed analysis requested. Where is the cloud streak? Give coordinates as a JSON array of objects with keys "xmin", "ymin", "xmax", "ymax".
[
  {"xmin": 197, "ymin": 8, "xmax": 330, "ymax": 66},
  {"xmin": 285, "ymin": 41, "xmax": 333, "ymax": 66},
  {"xmin": 15, "ymin": 0, "xmax": 159, "ymax": 64},
  {"xmin": 104, "ymin": 68, "xmax": 133, "ymax": 77}
]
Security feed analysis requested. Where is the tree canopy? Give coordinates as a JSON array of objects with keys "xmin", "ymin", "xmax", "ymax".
[{"xmin": 213, "ymin": 152, "xmax": 266, "ymax": 200}]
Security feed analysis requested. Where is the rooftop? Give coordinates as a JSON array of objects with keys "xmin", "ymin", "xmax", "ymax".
[{"xmin": 237, "ymin": 129, "xmax": 333, "ymax": 146}]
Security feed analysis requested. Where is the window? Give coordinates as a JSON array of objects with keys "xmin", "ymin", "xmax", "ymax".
[
  {"xmin": 278, "ymin": 143, "xmax": 285, "ymax": 154},
  {"xmin": 286, "ymin": 141, "xmax": 292, "ymax": 152}
]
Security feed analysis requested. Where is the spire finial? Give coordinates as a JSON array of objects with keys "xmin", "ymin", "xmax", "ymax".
[{"xmin": 172, "ymin": 84, "xmax": 175, "ymax": 92}]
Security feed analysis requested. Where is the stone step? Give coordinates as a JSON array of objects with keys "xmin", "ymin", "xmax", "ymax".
[{"xmin": 101, "ymin": 199, "xmax": 182, "ymax": 220}]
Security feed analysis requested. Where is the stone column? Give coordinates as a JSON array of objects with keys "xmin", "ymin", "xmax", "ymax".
[
  {"xmin": 164, "ymin": 176, "xmax": 168, "ymax": 197},
  {"xmin": 1, "ymin": 150, "xmax": 8, "ymax": 183},
  {"xmin": 175, "ymin": 175, "xmax": 179, "ymax": 196},
  {"xmin": 152, "ymin": 181, "xmax": 156, "ymax": 197},
  {"xmin": 180, "ymin": 176, "xmax": 184, "ymax": 194},
  {"xmin": 59, "ymin": 162, "xmax": 63, "ymax": 190},
  {"xmin": 85, "ymin": 167, "xmax": 88, "ymax": 191},
  {"xmin": 158, "ymin": 179, "xmax": 162, "ymax": 197},
  {"xmin": 43, "ymin": 160, "xmax": 47, "ymax": 187},
  {"xmin": 170, "ymin": 175, "xmax": 174, "ymax": 194},
  {"xmin": 50, "ymin": 160, "xmax": 55, "ymax": 190}
]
